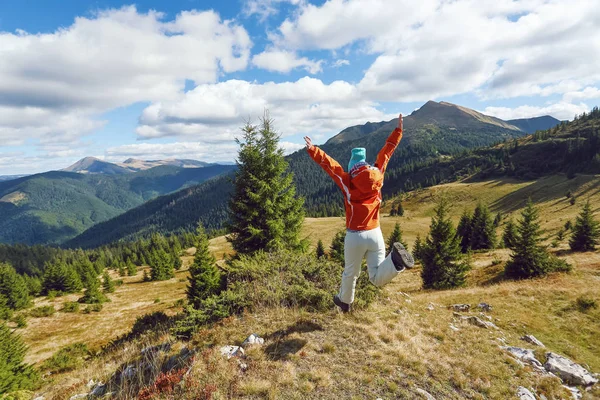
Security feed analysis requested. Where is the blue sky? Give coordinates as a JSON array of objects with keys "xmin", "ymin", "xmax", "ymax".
[{"xmin": 0, "ymin": 0, "xmax": 599, "ymax": 174}]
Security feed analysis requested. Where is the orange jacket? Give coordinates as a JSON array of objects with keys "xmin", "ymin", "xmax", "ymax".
[{"xmin": 307, "ymin": 127, "xmax": 403, "ymax": 231}]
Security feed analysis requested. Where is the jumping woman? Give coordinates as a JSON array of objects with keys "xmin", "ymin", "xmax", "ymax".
[{"xmin": 304, "ymin": 113, "xmax": 414, "ymax": 313}]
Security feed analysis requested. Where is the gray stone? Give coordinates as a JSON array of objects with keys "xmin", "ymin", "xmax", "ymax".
[
  {"xmin": 449, "ymin": 324, "xmax": 460, "ymax": 332},
  {"xmin": 477, "ymin": 302, "xmax": 492, "ymax": 312},
  {"xmin": 220, "ymin": 345, "xmax": 245, "ymax": 359},
  {"xmin": 426, "ymin": 303, "xmax": 435, "ymax": 311},
  {"xmin": 562, "ymin": 385, "xmax": 582, "ymax": 400},
  {"xmin": 544, "ymin": 352, "xmax": 598, "ymax": 387},
  {"xmin": 415, "ymin": 387, "xmax": 436, "ymax": 399},
  {"xmin": 69, "ymin": 395, "xmax": 88, "ymax": 400},
  {"xmin": 502, "ymin": 346, "xmax": 544, "ymax": 370},
  {"xmin": 461, "ymin": 315, "xmax": 498, "ymax": 329},
  {"xmin": 121, "ymin": 365, "xmax": 137, "ymax": 380},
  {"xmin": 449, "ymin": 304, "xmax": 470, "ymax": 312},
  {"xmin": 242, "ymin": 334, "xmax": 265, "ymax": 347},
  {"xmin": 517, "ymin": 386, "xmax": 536, "ymax": 400},
  {"xmin": 89, "ymin": 382, "xmax": 106, "ymax": 398},
  {"xmin": 521, "ymin": 335, "xmax": 545, "ymax": 347},
  {"xmin": 141, "ymin": 342, "xmax": 171, "ymax": 355}
]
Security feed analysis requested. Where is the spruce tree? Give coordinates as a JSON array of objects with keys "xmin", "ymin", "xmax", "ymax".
[
  {"xmin": 329, "ymin": 230, "xmax": 346, "ymax": 266},
  {"xmin": 118, "ymin": 263, "xmax": 126, "ymax": 277},
  {"xmin": 42, "ymin": 263, "xmax": 82, "ymax": 294},
  {"xmin": 127, "ymin": 262, "xmax": 137, "ymax": 276},
  {"xmin": 228, "ymin": 114, "xmax": 305, "ymax": 255},
  {"xmin": 470, "ymin": 203, "xmax": 497, "ymax": 250},
  {"xmin": 0, "ymin": 322, "xmax": 39, "ymax": 393},
  {"xmin": 78, "ymin": 275, "xmax": 107, "ymax": 304},
  {"xmin": 569, "ymin": 200, "xmax": 600, "ymax": 251},
  {"xmin": 397, "ymin": 201, "xmax": 405, "ymax": 216},
  {"xmin": 0, "ymin": 263, "xmax": 30, "ymax": 311},
  {"xmin": 386, "ymin": 222, "xmax": 408, "ymax": 254},
  {"xmin": 502, "ymin": 219, "xmax": 518, "ymax": 249},
  {"xmin": 456, "ymin": 210, "xmax": 472, "ymax": 253},
  {"xmin": 421, "ymin": 198, "xmax": 470, "ymax": 289},
  {"xmin": 315, "ymin": 239, "xmax": 325, "ymax": 259},
  {"xmin": 102, "ymin": 271, "xmax": 115, "ymax": 293},
  {"xmin": 187, "ymin": 224, "xmax": 222, "ymax": 309},
  {"xmin": 413, "ymin": 234, "xmax": 423, "ymax": 262},
  {"xmin": 505, "ymin": 200, "xmax": 570, "ymax": 278},
  {"xmin": 150, "ymin": 247, "xmax": 175, "ymax": 281}
]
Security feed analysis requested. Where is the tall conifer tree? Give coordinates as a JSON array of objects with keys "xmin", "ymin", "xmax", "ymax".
[
  {"xmin": 421, "ymin": 198, "xmax": 470, "ymax": 289},
  {"xmin": 187, "ymin": 224, "xmax": 222, "ymax": 309},
  {"xmin": 228, "ymin": 113, "xmax": 305, "ymax": 254},
  {"xmin": 569, "ymin": 200, "xmax": 600, "ymax": 251}
]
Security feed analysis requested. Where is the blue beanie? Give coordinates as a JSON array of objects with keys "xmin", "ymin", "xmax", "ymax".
[{"xmin": 348, "ymin": 148, "xmax": 366, "ymax": 172}]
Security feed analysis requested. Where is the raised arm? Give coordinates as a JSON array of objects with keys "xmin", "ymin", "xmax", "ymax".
[
  {"xmin": 374, "ymin": 113, "xmax": 403, "ymax": 174},
  {"xmin": 304, "ymin": 136, "xmax": 349, "ymax": 191}
]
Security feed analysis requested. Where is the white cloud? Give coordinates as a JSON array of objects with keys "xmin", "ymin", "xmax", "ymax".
[
  {"xmin": 270, "ymin": 0, "xmax": 600, "ymax": 102},
  {"xmin": 105, "ymin": 142, "xmax": 240, "ymax": 163},
  {"xmin": 563, "ymin": 87, "xmax": 600, "ymax": 103},
  {"xmin": 483, "ymin": 102, "xmax": 589, "ymax": 121},
  {"xmin": 333, "ymin": 59, "xmax": 350, "ymax": 68},
  {"xmin": 0, "ymin": 6, "xmax": 252, "ymax": 147},
  {"xmin": 252, "ymin": 49, "xmax": 322, "ymax": 74},
  {"xmin": 135, "ymin": 77, "xmax": 397, "ymax": 142}
]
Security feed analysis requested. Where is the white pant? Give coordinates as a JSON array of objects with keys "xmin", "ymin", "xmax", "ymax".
[{"xmin": 339, "ymin": 227, "xmax": 401, "ymax": 304}]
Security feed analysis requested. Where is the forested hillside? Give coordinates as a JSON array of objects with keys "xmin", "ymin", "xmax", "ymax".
[
  {"xmin": 67, "ymin": 101, "xmax": 561, "ymax": 248},
  {"xmin": 0, "ymin": 165, "xmax": 235, "ymax": 245}
]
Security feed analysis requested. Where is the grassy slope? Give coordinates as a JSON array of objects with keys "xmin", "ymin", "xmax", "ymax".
[{"xmin": 18, "ymin": 175, "xmax": 600, "ymax": 399}]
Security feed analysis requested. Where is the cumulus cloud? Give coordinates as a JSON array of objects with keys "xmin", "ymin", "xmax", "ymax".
[
  {"xmin": 135, "ymin": 77, "xmax": 397, "ymax": 143},
  {"xmin": 333, "ymin": 59, "xmax": 350, "ymax": 68},
  {"xmin": 0, "ymin": 6, "xmax": 252, "ymax": 147},
  {"xmin": 271, "ymin": 0, "xmax": 600, "ymax": 103},
  {"xmin": 252, "ymin": 49, "xmax": 323, "ymax": 74},
  {"xmin": 483, "ymin": 102, "xmax": 589, "ymax": 121}
]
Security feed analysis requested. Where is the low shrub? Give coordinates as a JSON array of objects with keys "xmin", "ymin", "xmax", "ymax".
[
  {"xmin": 29, "ymin": 306, "xmax": 55, "ymax": 318},
  {"xmin": 130, "ymin": 311, "xmax": 171, "ymax": 338},
  {"xmin": 11, "ymin": 314, "xmax": 27, "ymax": 328},
  {"xmin": 575, "ymin": 296, "xmax": 598, "ymax": 312},
  {"xmin": 61, "ymin": 302, "xmax": 79, "ymax": 313},
  {"xmin": 172, "ymin": 250, "xmax": 380, "ymax": 339},
  {"xmin": 42, "ymin": 343, "xmax": 90, "ymax": 373},
  {"xmin": 82, "ymin": 304, "xmax": 103, "ymax": 313}
]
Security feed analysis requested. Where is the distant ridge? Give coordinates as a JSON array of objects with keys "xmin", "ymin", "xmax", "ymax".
[
  {"xmin": 62, "ymin": 157, "xmax": 214, "ymax": 175},
  {"xmin": 507, "ymin": 116, "xmax": 561, "ymax": 134}
]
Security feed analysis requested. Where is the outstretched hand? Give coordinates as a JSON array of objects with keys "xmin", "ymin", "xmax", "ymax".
[
  {"xmin": 304, "ymin": 136, "xmax": 314, "ymax": 150},
  {"xmin": 397, "ymin": 113, "xmax": 403, "ymax": 131}
]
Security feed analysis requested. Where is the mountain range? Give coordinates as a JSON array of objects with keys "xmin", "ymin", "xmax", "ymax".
[
  {"xmin": 61, "ymin": 157, "xmax": 215, "ymax": 175},
  {"xmin": 65, "ymin": 101, "xmax": 569, "ymax": 249},
  {"xmin": 0, "ymin": 163, "xmax": 235, "ymax": 245}
]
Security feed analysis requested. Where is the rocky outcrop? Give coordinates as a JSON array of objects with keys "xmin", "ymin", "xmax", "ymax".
[
  {"xmin": 544, "ymin": 352, "xmax": 598, "ymax": 387},
  {"xmin": 501, "ymin": 346, "xmax": 544, "ymax": 370},
  {"xmin": 517, "ymin": 386, "xmax": 536, "ymax": 400},
  {"xmin": 448, "ymin": 304, "xmax": 470, "ymax": 312},
  {"xmin": 521, "ymin": 335, "xmax": 545, "ymax": 347}
]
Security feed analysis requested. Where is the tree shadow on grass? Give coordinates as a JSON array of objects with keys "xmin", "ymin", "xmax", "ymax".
[
  {"xmin": 265, "ymin": 338, "xmax": 308, "ymax": 361},
  {"xmin": 264, "ymin": 319, "xmax": 323, "ymax": 361}
]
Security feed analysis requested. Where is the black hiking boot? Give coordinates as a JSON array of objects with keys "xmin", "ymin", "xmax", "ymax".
[
  {"xmin": 391, "ymin": 242, "xmax": 415, "ymax": 271},
  {"xmin": 333, "ymin": 295, "xmax": 351, "ymax": 313}
]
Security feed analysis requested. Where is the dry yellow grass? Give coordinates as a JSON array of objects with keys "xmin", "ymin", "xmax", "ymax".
[{"xmin": 20, "ymin": 174, "xmax": 600, "ymax": 399}]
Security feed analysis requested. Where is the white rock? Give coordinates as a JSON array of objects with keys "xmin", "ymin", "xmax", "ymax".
[
  {"xmin": 415, "ymin": 387, "xmax": 436, "ymax": 399},
  {"xmin": 461, "ymin": 315, "xmax": 498, "ymax": 329},
  {"xmin": 521, "ymin": 335, "xmax": 545, "ymax": 347},
  {"xmin": 69, "ymin": 395, "xmax": 88, "ymax": 400},
  {"xmin": 502, "ymin": 346, "xmax": 544, "ymax": 370},
  {"xmin": 449, "ymin": 304, "xmax": 470, "ymax": 312},
  {"xmin": 544, "ymin": 352, "xmax": 598, "ymax": 387},
  {"xmin": 220, "ymin": 345, "xmax": 245, "ymax": 359},
  {"xmin": 517, "ymin": 386, "xmax": 536, "ymax": 400},
  {"xmin": 89, "ymin": 382, "xmax": 106, "ymax": 397},
  {"xmin": 449, "ymin": 324, "xmax": 460, "ymax": 332},
  {"xmin": 426, "ymin": 303, "xmax": 435, "ymax": 311},
  {"xmin": 242, "ymin": 334, "xmax": 265, "ymax": 347},
  {"xmin": 477, "ymin": 302, "xmax": 493, "ymax": 312},
  {"xmin": 33, "ymin": 397, "xmax": 45, "ymax": 400},
  {"xmin": 562, "ymin": 385, "xmax": 582, "ymax": 400}
]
